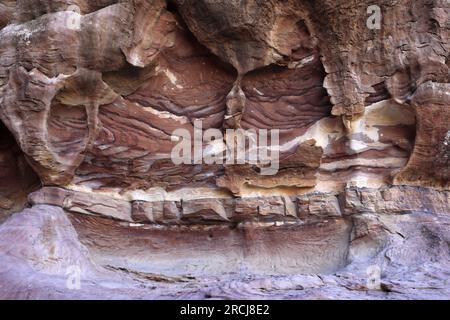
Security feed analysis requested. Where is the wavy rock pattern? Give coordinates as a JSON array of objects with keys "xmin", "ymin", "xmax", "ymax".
[{"xmin": 0, "ymin": 0, "xmax": 449, "ymax": 299}]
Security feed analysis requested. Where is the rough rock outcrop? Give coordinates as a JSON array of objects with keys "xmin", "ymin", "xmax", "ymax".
[{"xmin": 0, "ymin": 0, "xmax": 449, "ymax": 299}]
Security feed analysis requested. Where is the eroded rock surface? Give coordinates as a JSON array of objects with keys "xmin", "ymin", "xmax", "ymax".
[{"xmin": 0, "ymin": 0, "xmax": 449, "ymax": 299}]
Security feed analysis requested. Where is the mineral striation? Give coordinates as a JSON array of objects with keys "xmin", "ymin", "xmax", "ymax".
[{"xmin": 0, "ymin": 0, "xmax": 449, "ymax": 299}]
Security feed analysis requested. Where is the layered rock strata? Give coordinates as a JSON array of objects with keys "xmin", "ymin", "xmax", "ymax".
[{"xmin": 0, "ymin": 0, "xmax": 449, "ymax": 299}]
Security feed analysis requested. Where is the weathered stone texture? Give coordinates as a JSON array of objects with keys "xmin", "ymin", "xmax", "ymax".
[{"xmin": 0, "ymin": 0, "xmax": 449, "ymax": 300}]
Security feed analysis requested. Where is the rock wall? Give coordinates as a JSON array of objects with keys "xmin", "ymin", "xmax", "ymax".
[{"xmin": 0, "ymin": 0, "xmax": 449, "ymax": 299}]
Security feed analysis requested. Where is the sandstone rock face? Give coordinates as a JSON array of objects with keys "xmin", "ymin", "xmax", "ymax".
[{"xmin": 0, "ymin": 0, "xmax": 449, "ymax": 299}]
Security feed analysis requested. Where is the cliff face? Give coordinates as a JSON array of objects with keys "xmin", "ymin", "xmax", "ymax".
[{"xmin": 0, "ymin": 0, "xmax": 449, "ymax": 299}]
